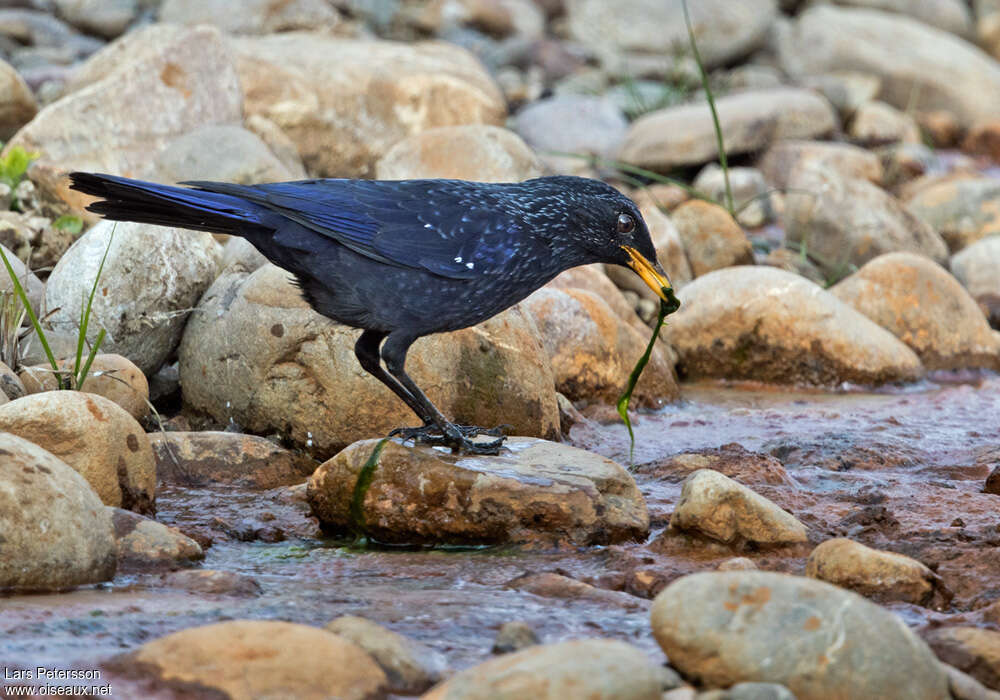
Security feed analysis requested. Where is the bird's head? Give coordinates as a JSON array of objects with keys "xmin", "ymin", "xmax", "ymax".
[{"xmin": 528, "ymin": 176, "xmax": 679, "ymax": 312}]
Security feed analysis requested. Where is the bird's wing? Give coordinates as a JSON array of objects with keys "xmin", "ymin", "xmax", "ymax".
[{"xmin": 183, "ymin": 179, "xmax": 524, "ymax": 280}]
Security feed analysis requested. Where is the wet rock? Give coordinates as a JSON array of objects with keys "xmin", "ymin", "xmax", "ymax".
[
  {"xmin": 150, "ymin": 431, "xmax": 316, "ymax": 489},
  {"xmin": 492, "ymin": 621, "xmax": 539, "ymax": 654},
  {"xmin": 0, "ymin": 392, "xmax": 155, "ymax": 514},
  {"xmin": 775, "ymin": 6, "xmax": 1000, "ymax": 128},
  {"xmin": 422, "ymin": 638, "xmax": 663, "ymax": 700},
  {"xmin": 46, "ymin": 220, "xmax": 220, "ymax": 375},
  {"xmin": 671, "ymin": 201, "xmax": 754, "ymax": 278},
  {"xmin": 831, "ymin": 252, "xmax": 1000, "ymax": 370},
  {"xmin": 374, "ymin": 125, "xmax": 542, "ymax": 182},
  {"xmin": 111, "ymin": 507, "xmax": 203, "ymax": 572},
  {"xmin": 565, "ymin": 0, "xmax": 777, "ymax": 73},
  {"xmin": 178, "ymin": 264, "xmax": 559, "ymax": 458},
  {"xmin": 849, "ymin": 100, "xmax": 921, "ymax": 145},
  {"xmin": 0, "ymin": 241, "xmax": 43, "ymax": 313},
  {"xmin": 963, "ymin": 121, "xmax": 1000, "ymax": 162},
  {"xmin": 52, "ymin": 0, "xmax": 137, "ymax": 38},
  {"xmin": 153, "ymin": 124, "xmax": 297, "ymax": 185},
  {"xmin": 905, "ymin": 177, "xmax": 1000, "ymax": 253},
  {"xmin": 651, "ymin": 571, "xmax": 950, "ymax": 699},
  {"xmin": 506, "ymin": 572, "xmax": 644, "ymax": 609},
  {"xmin": 160, "ymin": 569, "xmax": 262, "ymax": 597},
  {"xmin": 0, "ymin": 433, "xmax": 117, "ymax": 592},
  {"xmin": 8, "ymin": 24, "xmax": 241, "ymax": 213},
  {"xmin": 638, "ymin": 444, "xmax": 794, "ymax": 488},
  {"xmin": 231, "ymin": 33, "xmax": 505, "ymax": 178},
  {"xmin": 160, "ymin": 0, "xmax": 341, "ymax": 34},
  {"xmin": 619, "ymin": 89, "xmax": 836, "ymax": 172},
  {"xmin": 325, "ymin": 615, "xmax": 446, "ymax": 696},
  {"xmin": 307, "ymin": 437, "xmax": 649, "ymax": 546},
  {"xmin": 663, "ymin": 266, "xmax": 923, "ymax": 386},
  {"xmin": 805, "ymin": 537, "xmax": 938, "ymax": 605},
  {"xmin": 925, "ymin": 627, "xmax": 1000, "ymax": 690},
  {"xmin": 693, "ymin": 165, "xmax": 774, "ymax": 229},
  {"xmin": 784, "ymin": 167, "xmax": 947, "ymax": 279},
  {"xmin": 669, "ymin": 469, "xmax": 807, "ymax": 547},
  {"xmin": 986, "ymin": 466, "xmax": 1000, "ymax": 495},
  {"xmin": 108, "ymin": 620, "xmax": 387, "ymax": 699},
  {"xmin": 512, "ymin": 95, "xmax": 628, "ymax": 175},
  {"xmin": 522, "ymin": 286, "xmax": 678, "ymax": 407},
  {"xmin": 0, "ymin": 57, "xmax": 36, "ymax": 140}
]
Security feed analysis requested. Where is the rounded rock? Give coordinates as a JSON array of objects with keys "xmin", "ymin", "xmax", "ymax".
[
  {"xmin": 422, "ymin": 638, "xmax": 663, "ymax": 700},
  {"xmin": 757, "ymin": 139, "xmax": 883, "ymax": 191},
  {"xmin": 650, "ymin": 571, "xmax": 950, "ymax": 699},
  {"xmin": 924, "ymin": 626, "xmax": 1000, "ymax": 691},
  {"xmin": 805, "ymin": 537, "xmax": 938, "ymax": 605},
  {"xmin": 325, "ymin": 615, "xmax": 446, "ymax": 696},
  {"xmin": 831, "ymin": 252, "xmax": 1000, "ymax": 370},
  {"xmin": 669, "ymin": 469, "xmax": 807, "ymax": 547},
  {"xmin": 671, "ymin": 200, "xmax": 754, "ymax": 278},
  {"xmin": 0, "ymin": 433, "xmax": 117, "ymax": 591},
  {"xmin": 905, "ymin": 177, "xmax": 1000, "ymax": 253},
  {"xmin": 111, "ymin": 507, "xmax": 203, "ymax": 572},
  {"xmin": 178, "ymin": 264, "xmax": 559, "ymax": 458},
  {"xmin": 375, "ymin": 125, "xmax": 542, "ymax": 182},
  {"xmin": 663, "ymin": 266, "xmax": 923, "ymax": 386},
  {"xmin": 0, "ymin": 392, "xmax": 155, "ymax": 513},
  {"xmin": 45, "ymin": 220, "xmax": 220, "ymax": 375},
  {"xmin": 307, "ymin": 437, "xmax": 649, "ymax": 546},
  {"xmin": 109, "ymin": 620, "xmax": 388, "ymax": 700}
]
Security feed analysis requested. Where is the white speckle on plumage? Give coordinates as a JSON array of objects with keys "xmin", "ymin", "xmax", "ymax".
[
  {"xmin": 466, "ymin": 262, "xmax": 474, "ymax": 269},
  {"xmin": 454, "ymin": 256, "xmax": 462, "ymax": 263}
]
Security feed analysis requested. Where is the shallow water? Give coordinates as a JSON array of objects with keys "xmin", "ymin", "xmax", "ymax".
[{"xmin": 3, "ymin": 374, "xmax": 1000, "ymax": 694}]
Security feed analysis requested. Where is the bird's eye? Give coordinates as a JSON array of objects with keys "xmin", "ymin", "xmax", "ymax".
[{"xmin": 617, "ymin": 213, "xmax": 635, "ymax": 234}]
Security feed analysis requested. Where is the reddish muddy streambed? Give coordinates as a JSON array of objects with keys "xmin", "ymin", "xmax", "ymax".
[{"xmin": 3, "ymin": 374, "xmax": 1000, "ymax": 689}]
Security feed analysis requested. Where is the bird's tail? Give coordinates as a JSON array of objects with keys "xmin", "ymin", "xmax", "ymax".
[{"xmin": 68, "ymin": 172, "xmax": 271, "ymax": 237}]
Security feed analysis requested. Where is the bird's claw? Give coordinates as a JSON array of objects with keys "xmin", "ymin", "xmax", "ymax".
[{"xmin": 389, "ymin": 423, "xmax": 508, "ymax": 455}]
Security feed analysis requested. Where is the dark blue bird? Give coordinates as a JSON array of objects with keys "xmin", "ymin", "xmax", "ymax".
[{"xmin": 68, "ymin": 173, "xmax": 676, "ymax": 454}]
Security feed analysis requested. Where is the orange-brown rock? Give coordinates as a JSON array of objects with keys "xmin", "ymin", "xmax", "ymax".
[
  {"xmin": 307, "ymin": 437, "xmax": 649, "ymax": 546},
  {"xmin": 671, "ymin": 200, "xmax": 753, "ymax": 278},
  {"xmin": 806, "ymin": 537, "xmax": 939, "ymax": 605}
]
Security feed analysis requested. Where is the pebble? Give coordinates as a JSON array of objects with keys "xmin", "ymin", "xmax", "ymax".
[
  {"xmin": 492, "ymin": 621, "xmax": 540, "ymax": 654},
  {"xmin": 111, "ymin": 508, "xmax": 204, "ymax": 572}
]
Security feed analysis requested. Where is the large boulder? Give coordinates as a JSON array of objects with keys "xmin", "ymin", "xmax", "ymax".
[
  {"xmin": 374, "ymin": 125, "xmax": 542, "ymax": 182},
  {"xmin": 107, "ymin": 620, "xmax": 388, "ymax": 700},
  {"xmin": 0, "ymin": 433, "xmax": 117, "ymax": 591},
  {"xmin": 775, "ymin": 6, "xmax": 1000, "ymax": 128},
  {"xmin": 831, "ymin": 252, "xmax": 1000, "ymax": 370},
  {"xmin": 619, "ymin": 88, "xmax": 836, "ymax": 172},
  {"xmin": 178, "ymin": 264, "xmax": 559, "ymax": 459},
  {"xmin": 7, "ymin": 24, "xmax": 242, "ymax": 212},
  {"xmin": 229, "ymin": 33, "xmax": 505, "ymax": 177},
  {"xmin": 651, "ymin": 571, "xmax": 950, "ymax": 699},
  {"xmin": 663, "ymin": 266, "xmax": 923, "ymax": 385},
  {"xmin": 0, "ymin": 392, "xmax": 155, "ymax": 514},
  {"xmin": 307, "ymin": 437, "xmax": 649, "ymax": 546},
  {"xmin": 521, "ymin": 287, "xmax": 678, "ymax": 408},
  {"xmin": 565, "ymin": 0, "xmax": 777, "ymax": 73},
  {"xmin": 784, "ymin": 167, "xmax": 947, "ymax": 279},
  {"xmin": 45, "ymin": 220, "xmax": 220, "ymax": 375},
  {"xmin": 422, "ymin": 639, "xmax": 663, "ymax": 699}
]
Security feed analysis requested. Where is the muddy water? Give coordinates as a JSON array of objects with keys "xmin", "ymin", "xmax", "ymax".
[{"xmin": 3, "ymin": 374, "xmax": 1000, "ymax": 691}]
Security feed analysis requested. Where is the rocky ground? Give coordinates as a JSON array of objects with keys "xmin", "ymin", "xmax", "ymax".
[{"xmin": 2, "ymin": 0, "xmax": 1000, "ymax": 699}]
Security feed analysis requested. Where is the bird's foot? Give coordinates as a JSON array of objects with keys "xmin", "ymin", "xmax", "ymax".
[{"xmin": 389, "ymin": 422, "xmax": 508, "ymax": 455}]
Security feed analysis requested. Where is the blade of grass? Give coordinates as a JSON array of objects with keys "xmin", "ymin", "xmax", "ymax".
[
  {"xmin": 682, "ymin": 0, "xmax": 733, "ymax": 215},
  {"xmin": 74, "ymin": 224, "xmax": 114, "ymax": 388},
  {"xmin": 0, "ymin": 244, "xmax": 60, "ymax": 380},
  {"xmin": 76, "ymin": 328, "xmax": 106, "ymax": 391}
]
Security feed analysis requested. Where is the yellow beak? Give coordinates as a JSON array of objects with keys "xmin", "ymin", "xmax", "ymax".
[{"xmin": 622, "ymin": 246, "xmax": 674, "ymax": 302}]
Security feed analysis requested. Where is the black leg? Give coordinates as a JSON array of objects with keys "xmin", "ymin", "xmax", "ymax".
[
  {"xmin": 354, "ymin": 329, "xmax": 431, "ymax": 424},
  {"xmin": 380, "ymin": 332, "xmax": 506, "ymax": 455}
]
